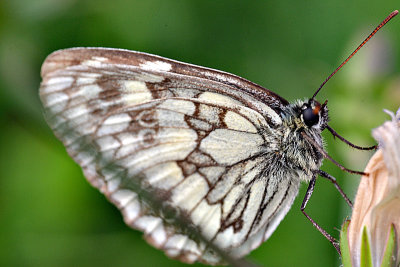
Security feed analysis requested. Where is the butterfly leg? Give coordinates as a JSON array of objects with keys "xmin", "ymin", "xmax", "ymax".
[
  {"xmin": 317, "ymin": 170, "xmax": 352, "ymax": 208},
  {"xmin": 300, "ymin": 176, "xmax": 341, "ymax": 254},
  {"xmin": 326, "ymin": 125, "xmax": 377, "ymax": 151}
]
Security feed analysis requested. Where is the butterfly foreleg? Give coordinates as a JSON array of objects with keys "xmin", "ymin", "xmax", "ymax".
[
  {"xmin": 317, "ymin": 170, "xmax": 352, "ymax": 208},
  {"xmin": 300, "ymin": 175, "xmax": 341, "ymax": 254}
]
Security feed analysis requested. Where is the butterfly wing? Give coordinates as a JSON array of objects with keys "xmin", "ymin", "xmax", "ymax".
[{"xmin": 39, "ymin": 48, "xmax": 299, "ymax": 264}]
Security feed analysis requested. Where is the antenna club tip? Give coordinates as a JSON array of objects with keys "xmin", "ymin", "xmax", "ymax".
[{"xmin": 392, "ymin": 10, "xmax": 399, "ymax": 16}]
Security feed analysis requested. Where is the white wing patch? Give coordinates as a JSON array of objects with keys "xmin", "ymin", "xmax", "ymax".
[
  {"xmin": 140, "ymin": 60, "xmax": 172, "ymax": 72},
  {"xmin": 191, "ymin": 201, "xmax": 222, "ymax": 238},
  {"xmin": 43, "ymin": 76, "xmax": 74, "ymax": 93},
  {"xmin": 39, "ymin": 48, "xmax": 299, "ymax": 265},
  {"xmin": 45, "ymin": 92, "xmax": 69, "ymax": 113},
  {"xmin": 76, "ymin": 77, "xmax": 98, "ymax": 86},
  {"xmin": 198, "ymin": 91, "xmax": 242, "ymax": 106},
  {"xmin": 171, "ymin": 172, "xmax": 209, "ymax": 211},
  {"xmin": 144, "ymin": 162, "xmax": 184, "ymax": 189},
  {"xmin": 224, "ymin": 110, "xmax": 258, "ymax": 133},
  {"xmin": 121, "ymin": 81, "xmax": 152, "ymax": 105},
  {"xmin": 158, "ymin": 99, "xmax": 196, "ymax": 115},
  {"xmin": 200, "ymin": 129, "xmax": 264, "ymax": 165}
]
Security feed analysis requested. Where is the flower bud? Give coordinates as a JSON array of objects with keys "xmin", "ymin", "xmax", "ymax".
[{"xmin": 341, "ymin": 108, "xmax": 400, "ymax": 267}]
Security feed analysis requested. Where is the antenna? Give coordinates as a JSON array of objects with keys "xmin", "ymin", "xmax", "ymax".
[{"xmin": 312, "ymin": 10, "xmax": 398, "ymax": 100}]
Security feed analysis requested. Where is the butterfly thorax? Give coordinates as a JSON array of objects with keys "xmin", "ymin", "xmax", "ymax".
[{"xmin": 276, "ymin": 99, "xmax": 329, "ymax": 182}]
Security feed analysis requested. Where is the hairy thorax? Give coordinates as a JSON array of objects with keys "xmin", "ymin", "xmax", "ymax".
[{"xmin": 275, "ymin": 101, "xmax": 327, "ymax": 182}]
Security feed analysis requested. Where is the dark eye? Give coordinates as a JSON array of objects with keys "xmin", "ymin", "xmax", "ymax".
[{"xmin": 302, "ymin": 106, "xmax": 319, "ymax": 127}]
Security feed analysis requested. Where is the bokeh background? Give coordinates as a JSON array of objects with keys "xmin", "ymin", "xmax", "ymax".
[{"xmin": 0, "ymin": 1, "xmax": 399, "ymax": 267}]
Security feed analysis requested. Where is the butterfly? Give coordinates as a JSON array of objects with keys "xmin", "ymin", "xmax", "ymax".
[{"xmin": 38, "ymin": 11, "xmax": 397, "ymax": 265}]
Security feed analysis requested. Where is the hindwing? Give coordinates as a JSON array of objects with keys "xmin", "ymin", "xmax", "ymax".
[{"xmin": 39, "ymin": 48, "xmax": 299, "ymax": 264}]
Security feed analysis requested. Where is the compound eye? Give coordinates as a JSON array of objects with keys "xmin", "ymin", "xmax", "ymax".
[{"xmin": 302, "ymin": 106, "xmax": 320, "ymax": 127}]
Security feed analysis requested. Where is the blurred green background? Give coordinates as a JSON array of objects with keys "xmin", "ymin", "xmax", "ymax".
[{"xmin": 0, "ymin": 1, "xmax": 399, "ymax": 267}]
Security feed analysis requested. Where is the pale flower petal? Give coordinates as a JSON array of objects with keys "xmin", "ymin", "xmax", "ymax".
[{"xmin": 347, "ymin": 108, "xmax": 400, "ymax": 267}]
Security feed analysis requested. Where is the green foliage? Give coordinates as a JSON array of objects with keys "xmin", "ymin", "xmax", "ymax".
[
  {"xmin": 361, "ymin": 227, "xmax": 373, "ymax": 267},
  {"xmin": 340, "ymin": 220, "xmax": 352, "ymax": 267},
  {"xmin": 380, "ymin": 225, "xmax": 398, "ymax": 267}
]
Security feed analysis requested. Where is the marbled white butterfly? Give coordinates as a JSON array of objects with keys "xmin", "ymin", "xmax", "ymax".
[{"xmin": 39, "ymin": 11, "xmax": 397, "ymax": 265}]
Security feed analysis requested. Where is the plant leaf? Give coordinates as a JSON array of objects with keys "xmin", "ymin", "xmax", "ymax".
[
  {"xmin": 380, "ymin": 224, "xmax": 397, "ymax": 267},
  {"xmin": 341, "ymin": 220, "xmax": 353, "ymax": 267},
  {"xmin": 361, "ymin": 226, "xmax": 373, "ymax": 267}
]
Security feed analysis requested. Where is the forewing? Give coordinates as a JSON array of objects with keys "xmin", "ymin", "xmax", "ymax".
[{"xmin": 39, "ymin": 48, "xmax": 297, "ymax": 264}]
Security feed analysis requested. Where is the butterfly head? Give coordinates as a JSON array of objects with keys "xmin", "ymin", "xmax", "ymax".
[{"xmin": 300, "ymin": 99, "xmax": 329, "ymax": 130}]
